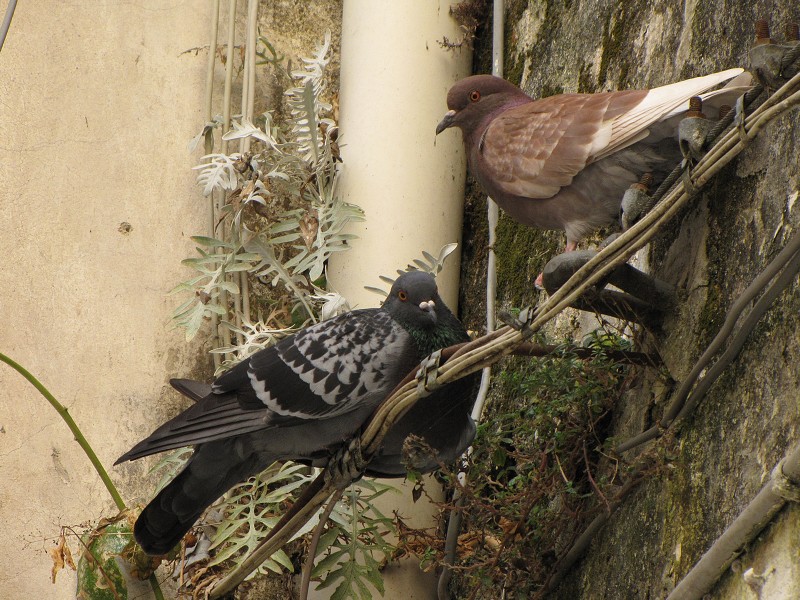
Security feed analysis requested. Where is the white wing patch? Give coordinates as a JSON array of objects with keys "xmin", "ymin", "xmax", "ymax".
[
  {"xmin": 596, "ymin": 68, "xmax": 744, "ymax": 161},
  {"xmin": 248, "ymin": 373, "xmax": 285, "ymax": 415}
]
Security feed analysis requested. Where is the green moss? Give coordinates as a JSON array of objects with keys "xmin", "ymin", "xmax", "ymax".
[
  {"xmin": 577, "ymin": 61, "xmax": 597, "ymax": 93},
  {"xmin": 597, "ymin": 2, "xmax": 636, "ymax": 87},
  {"xmin": 695, "ymin": 282, "xmax": 723, "ymax": 347},
  {"xmin": 505, "ymin": 0, "xmax": 527, "ymax": 35},
  {"xmin": 662, "ymin": 438, "xmax": 713, "ymax": 577},
  {"xmin": 686, "ymin": 1, "xmax": 712, "ymax": 71},
  {"xmin": 493, "ymin": 215, "xmax": 561, "ymax": 307},
  {"xmin": 505, "ymin": 54, "xmax": 525, "ymax": 87},
  {"xmin": 540, "ymin": 82, "xmax": 565, "ymax": 97}
]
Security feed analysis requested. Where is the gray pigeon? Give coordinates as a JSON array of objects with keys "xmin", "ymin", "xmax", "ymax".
[
  {"xmin": 116, "ymin": 270, "xmax": 478, "ymax": 555},
  {"xmin": 436, "ymin": 70, "xmax": 747, "ymax": 252}
]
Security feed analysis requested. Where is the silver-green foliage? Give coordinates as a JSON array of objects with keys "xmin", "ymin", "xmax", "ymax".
[
  {"xmin": 170, "ymin": 32, "xmax": 401, "ymax": 595},
  {"xmin": 175, "ymin": 31, "xmax": 363, "ymax": 341},
  {"xmin": 365, "ymin": 242, "xmax": 459, "ymax": 298},
  {"xmin": 311, "ymin": 480, "xmax": 397, "ymax": 599},
  {"xmin": 210, "ymin": 462, "xmax": 317, "ymax": 577}
]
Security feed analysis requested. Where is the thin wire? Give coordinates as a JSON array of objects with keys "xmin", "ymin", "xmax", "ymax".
[
  {"xmin": 616, "ymin": 231, "xmax": 800, "ymax": 452},
  {"xmin": 240, "ymin": 0, "xmax": 258, "ymax": 325},
  {"xmin": 216, "ymin": 0, "xmax": 237, "ymax": 356},
  {"xmin": 205, "ymin": 0, "xmax": 222, "ymax": 369},
  {"xmin": 439, "ymin": 2, "xmax": 503, "ymax": 597},
  {"xmin": 476, "ymin": 0, "xmax": 504, "ymax": 424}
]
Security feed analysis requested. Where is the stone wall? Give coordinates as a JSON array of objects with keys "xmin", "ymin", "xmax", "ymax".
[{"xmin": 459, "ymin": 0, "xmax": 800, "ymax": 597}]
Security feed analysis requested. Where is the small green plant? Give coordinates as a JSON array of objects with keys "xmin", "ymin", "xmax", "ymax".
[
  {"xmin": 364, "ymin": 242, "xmax": 459, "ymax": 298},
  {"xmin": 311, "ymin": 480, "xmax": 397, "ymax": 599},
  {"xmin": 210, "ymin": 462, "xmax": 316, "ymax": 576}
]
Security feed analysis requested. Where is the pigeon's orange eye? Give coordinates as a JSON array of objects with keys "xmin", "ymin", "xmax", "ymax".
[
  {"xmin": 469, "ymin": 90, "xmax": 481, "ymax": 102},
  {"xmin": 398, "ymin": 290, "xmax": 408, "ymax": 302}
]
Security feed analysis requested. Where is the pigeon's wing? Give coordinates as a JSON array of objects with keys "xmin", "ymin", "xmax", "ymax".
[
  {"xmin": 116, "ymin": 309, "xmax": 410, "ymax": 464},
  {"xmin": 170, "ymin": 378, "xmax": 212, "ymax": 402},
  {"xmin": 116, "ymin": 392, "xmax": 274, "ymax": 463},
  {"xmin": 595, "ymin": 68, "xmax": 745, "ymax": 160},
  {"xmin": 365, "ymin": 369, "xmax": 481, "ymax": 477},
  {"xmin": 481, "ymin": 69, "xmax": 744, "ymax": 200},
  {"xmin": 480, "ymin": 90, "xmax": 647, "ymax": 199},
  {"xmin": 214, "ymin": 308, "xmax": 409, "ymax": 420}
]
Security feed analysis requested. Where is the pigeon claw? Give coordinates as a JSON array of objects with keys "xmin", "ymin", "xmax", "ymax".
[
  {"xmin": 325, "ymin": 437, "xmax": 366, "ymax": 490},
  {"xmin": 498, "ymin": 307, "xmax": 534, "ymax": 334}
]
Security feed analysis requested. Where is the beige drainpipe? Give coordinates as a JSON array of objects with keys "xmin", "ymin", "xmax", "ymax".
[
  {"xmin": 328, "ymin": 1, "xmax": 471, "ymax": 307},
  {"xmin": 324, "ymin": 1, "xmax": 472, "ymax": 598}
]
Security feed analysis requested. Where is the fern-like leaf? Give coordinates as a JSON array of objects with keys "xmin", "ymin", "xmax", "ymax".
[
  {"xmin": 311, "ymin": 482, "xmax": 396, "ymax": 598},
  {"xmin": 209, "ymin": 462, "xmax": 318, "ymax": 576},
  {"xmin": 193, "ymin": 153, "xmax": 241, "ymax": 197},
  {"xmin": 365, "ymin": 243, "xmax": 459, "ymax": 297}
]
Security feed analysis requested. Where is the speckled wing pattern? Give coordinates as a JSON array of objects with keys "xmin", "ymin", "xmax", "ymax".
[
  {"xmin": 214, "ymin": 308, "xmax": 408, "ymax": 420},
  {"xmin": 479, "ymin": 91, "xmax": 646, "ymax": 200},
  {"xmin": 116, "ymin": 309, "xmax": 410, "ymax": 464}
]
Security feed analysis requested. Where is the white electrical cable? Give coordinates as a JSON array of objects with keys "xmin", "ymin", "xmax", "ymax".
[
  {"xmin": 472, "ymin": 0, "xmax": 504, "ymax": 424},
  {"xmin": 439, "ymin": 3, "xmax": 504, "ymax": 597}
]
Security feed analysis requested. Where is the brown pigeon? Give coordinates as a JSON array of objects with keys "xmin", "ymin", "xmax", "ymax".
[{"xmin": 436, "ymin": 70, "xmax": 747, "ymax": 254}]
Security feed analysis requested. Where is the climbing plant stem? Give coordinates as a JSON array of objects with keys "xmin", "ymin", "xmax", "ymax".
[
  {"xmin": 0, "ymin": 352, "xmax": 126, "ymax": 511},
  {"xmin": 0, "ymin": 352, "xmax": 166, "ymax": 599}
]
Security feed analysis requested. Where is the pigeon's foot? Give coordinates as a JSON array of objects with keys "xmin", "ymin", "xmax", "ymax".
[
  {"xmin": 325, "ymin": 436, "xmax": 366, "ymax": 490},
  {"xmin": 497, "ymin": 306, "xmax": 534, "ymax": 333}
]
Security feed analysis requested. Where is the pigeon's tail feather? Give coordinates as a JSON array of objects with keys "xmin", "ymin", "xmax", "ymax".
[
  {"xmin": 114, "ymin": 393, "xmax": 271, "ymax": 465},
  {"xmin": 170, "ymin": 378, "xmax": 212, "ymax": 402},
  {"xmin": 134, "ymin": 441, "xmax": 270, "ymax": 555}
]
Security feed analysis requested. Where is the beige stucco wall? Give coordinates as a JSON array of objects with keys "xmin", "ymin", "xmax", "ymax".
[{"xmin": 0, "ymin": 3, "xmax": 212, "ymax": 598}]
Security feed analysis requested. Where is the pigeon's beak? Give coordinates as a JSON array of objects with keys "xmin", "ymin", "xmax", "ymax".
[
  {"xmin": 435, "ymin": 110, "xmax": 457, "ymax": 135},
  {"xmin": 419, "ymin": 299, "xmax": 437, "ymax": 324}
]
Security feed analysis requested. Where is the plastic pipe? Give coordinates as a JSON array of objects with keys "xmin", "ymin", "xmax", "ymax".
[
  {"xmin": 328, "ymin": 1, "xmax": 471, "ymax": 308},
  {"xmin": 0, "ymin": 0, "xmax": 17, "ymax": 52},
  {"xmin": 667, "ymin": 444, "xmax": 800, "ymax": 599},
  {"xmin": 325, "ymin": 2, "xmax": 471, "ymax": 598}
]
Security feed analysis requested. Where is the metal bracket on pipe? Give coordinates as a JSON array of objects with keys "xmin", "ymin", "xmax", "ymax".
[
  {"xmin": 415, "ymin": 349, "xmax": 442, "ymax": 395},
  {"xmin": 771, "ymin": 459, "xmax": 800, "ymax": 502},
  {"xmin": 542, "ymin": 250, "xmax": 677, "ymax": 329}
]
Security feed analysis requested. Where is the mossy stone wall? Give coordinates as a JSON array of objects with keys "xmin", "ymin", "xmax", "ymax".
[{"xmin": 460, "ymin": 1, "xmax": 800, "ymax": 597}]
